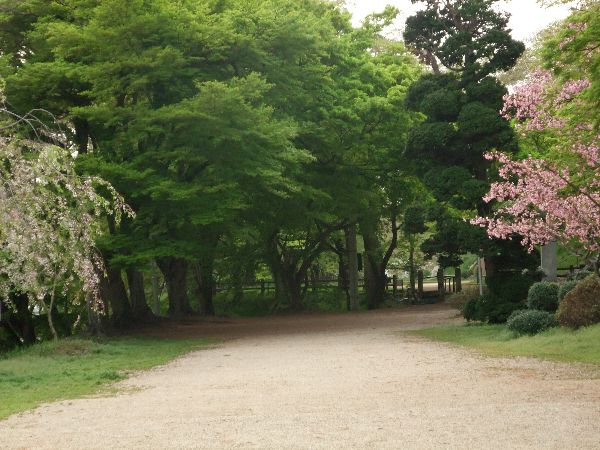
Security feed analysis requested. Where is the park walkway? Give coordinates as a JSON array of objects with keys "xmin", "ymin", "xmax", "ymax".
[{"xmin": 1, "ymin": 304, "xmax": 599, "ymax": 449}]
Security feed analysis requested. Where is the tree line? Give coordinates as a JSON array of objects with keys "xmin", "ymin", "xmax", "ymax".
[{"xmin": 2, "ymin": 0, "xmax": 595, "ymax": 345}]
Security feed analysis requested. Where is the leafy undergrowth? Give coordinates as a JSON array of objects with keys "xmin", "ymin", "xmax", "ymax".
[
  {"xmin": 411, "ymin": 323, "xmax": 600, "ymax": 365},
  {"xmin": 0, "ymin": 337, "xmax": 213, "ymax": 420}
]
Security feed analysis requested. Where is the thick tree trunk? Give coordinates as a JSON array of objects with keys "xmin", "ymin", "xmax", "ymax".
[
  {"xmin": 156, "ymin": 257, "xmax": 192, "ymax": 319},
  {"xmin": 192, "ymin": 261, "xmax": 215, "ymax": 316},
  {"xmin": 102, "ymin": 216, "xmax": 133, "ymax": 328},
  {"xmin": 272, "ymin": 269, "xmax": 288, "ymax": 307},
  {"xmin": 126, "ymin": 268, "xmax": 154, "ymax": 321},
  {"xmin": 99, "ymin": 264, "xmax": 133, "ymax": 329},
  {"xmin": 483, "ymin": 256, "xmax": 495, "ymax": 284},
  {"xmin": 345, "ymin": 224, "xmax": 359, "ymax": 311},
  {"xmin": 86, "ymin": 292, "xmax": 105, "ymax": 336},
  {"xmin": 360, "ymin": 221, "xmax": 386, "ymax": 310},
  {"xmin": 283, "ymin": 272, "xmax": 304, "ymax": 310}
]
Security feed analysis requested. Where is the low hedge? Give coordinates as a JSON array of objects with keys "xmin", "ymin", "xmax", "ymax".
[{"xmin": 506, "ymin": 309, "xmax": 557, "ymax": 335}]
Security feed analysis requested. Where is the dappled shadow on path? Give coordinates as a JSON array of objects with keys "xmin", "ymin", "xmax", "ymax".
[{"xmin": 134, "ymin": 303, "xmax": 463, "ymax": 341}]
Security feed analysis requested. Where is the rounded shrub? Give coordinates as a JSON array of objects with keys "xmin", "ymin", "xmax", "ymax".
[
  {"xmin": 462, "ymin": 297, "xmax": 482, "ymax": 322},
  {"xmin": 557, "ymin": 276, "xmax": 600, "ymax": 328},
  {"xmin": 527, "ymin": 281, "xmax": 559, "ymax": 312},
  {"xmin": 506, "ymin": 309, "xmax": 558, "ymax": 335},
  {"xmin": 558, "ymin": 280, "xmax": 578, "ymax": 303},
  {"xmin": 462, "ymin": 293, "xmax": 523, "ymax": 324}
]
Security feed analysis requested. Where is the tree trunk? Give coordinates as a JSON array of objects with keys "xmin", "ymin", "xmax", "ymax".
[
  {"xmin": 86, "ymin": 292, "xmax": 105, "ymax": 336},
  {"xmin": 360, "ymin": 220, "xmax": 386, "ymax": 310},
  {"xmin": 345, "ymin": 224, "xmax": 359, "ymax": 311},
  {"xmin": 151, "ymin": 263, "xmax": 161, "ymax": 315},
  {"xmin": 272, "ymin": 269, "xmax": 288, "ymax": 308},
  {"xmin": 437, "ymin": 266, "xmax": 445, "ymax": 300},
  {"xmin": 100, "ymin": 264, "xmax": 133, "ymax": 329},
  {"xmin": 408, "ymin": 238, "xmax": 416, "ymax": 300},
  {"xmin": 192, "ymin": 261, "xmax": 215, "ymax": 316},
  {"xmin": 3, "ymin": 293, "xmax": 36, "ymax": 345},
  {"xmin": 156, "ymin": 257, "xmax": 192, "ymax": 319},
  {"xmin": 284, "ymin": 272, "xmax": 304, "ymax": 310},
  {"xmin": 455, "ymin": 267, "xmax": 462, "ymax": 292},
  {"xmin": 102, "ymin": 216, "xmax": 133, "ymax": 328},
  {"xmin": 126, "ymin": 268, "xmax": 154, "ymax": 321}
]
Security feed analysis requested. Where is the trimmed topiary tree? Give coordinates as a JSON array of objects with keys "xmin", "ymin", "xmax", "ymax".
[
  {"xmin": 506, "ymin": 309, "xmax": 557, "ymax": 335},
  {"xmin": 557, "ymin": 276, "xmax": 600, "ymax": 328},
  {"xmin": 527, "ymin": 282, "xmax": 559, "ymax": 312}
]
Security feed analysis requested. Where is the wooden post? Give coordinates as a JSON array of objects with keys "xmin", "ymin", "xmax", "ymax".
[
  {"xmin": 417, "ymin": 270, "xmax": 424, "ymax": 299},
  {"xmin": 260, "ymin": 280, "xmax": 265, "ymax": 295},
  {"xmin": 392, "ymin": 275, "xmax": 398, "ymax": 296}
]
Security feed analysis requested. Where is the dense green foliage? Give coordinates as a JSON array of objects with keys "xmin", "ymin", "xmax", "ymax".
[
  {"xmin": 506, "ymin": 309, "xmax": 557, "ymax": 336},
  {"xmin": 557, "ymin": 276, "xmax": 600, "ymax": 329},
  {"xmin": 2, "ymin": 0, "xmax": 591, "ymax": 353},
  {"xmin": 463, "ymin": 293, "xmax": 525, "ymax": 324},
  {"xmin": 0, "ymin": 337, "xmax": 213, "ymax": 419},
  {"xmin": 527, "ymin": 282, "xmax": 560, "ymax": 313},
  {"xmin": 0, "ymin": 0, "xmax": 424, "ymax": 343},
  {"xmin": 402, "ymin": 0, "xmax": 538, "ymax": 299}
]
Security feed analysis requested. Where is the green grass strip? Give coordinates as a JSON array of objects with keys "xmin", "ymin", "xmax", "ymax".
[
  {"xmin": 0, "ymin": 337, "xmax": 214, "ymax": 420},
  {"xmin": 411, "ymin": 323, "xmax": 600, "ymax": 365}
]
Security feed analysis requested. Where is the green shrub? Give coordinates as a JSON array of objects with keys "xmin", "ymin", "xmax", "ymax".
[
  {"xmin": 558, "ymin": 280, "xmax": 578, "ymax": 303},
  {"xmin": 527, "ymin": 282, "xmax": 559, "ymax": 312},
  {"xmin": 557, "ymin": 276, "xmax": 600, "ymax": 328},
  {"xmin": 462, "ymin": 293, "xmax": 524, "ymax": 324},
  {"xmin": 487, "ymin": 270, "xmax": 538, "ymax": 304},
  {"xmin": 506, "ymin": 309, "xmax": 557, "ymax": 335},
  {"xmin": 462, "ymin": 297, "xmax": 483, "ymax": 322},
  {"xmin": 569, "ymin": 270, "xmax": 593, "ymax": 281}
]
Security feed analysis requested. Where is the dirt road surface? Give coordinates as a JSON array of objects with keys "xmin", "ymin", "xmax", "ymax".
[{"xmin": 1, "ymin": 304, "xmax": 599, "ymax": 449}]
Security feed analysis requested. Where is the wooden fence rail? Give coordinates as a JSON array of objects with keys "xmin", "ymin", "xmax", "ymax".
[{"xmin": 216, "ymin": 271, "xmax": 460, "ymax": 299}]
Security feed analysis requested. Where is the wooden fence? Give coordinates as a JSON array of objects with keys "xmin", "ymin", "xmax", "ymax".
[{"xmin": 216, "ymin": 271, "xmax": 460, "ymax": 299}]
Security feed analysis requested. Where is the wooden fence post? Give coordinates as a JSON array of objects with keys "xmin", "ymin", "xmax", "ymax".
[
  {"xmin": 392, "ymin": 275, "xmax": 398, "ymax": 296},
  {"xmin": 417, "ymin": 270, "xmax": 424, "ymax": 299}
]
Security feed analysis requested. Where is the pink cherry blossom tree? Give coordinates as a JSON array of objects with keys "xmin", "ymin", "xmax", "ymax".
[{"xmin": 473, "ymin": 68, "xmax": 600, "ymax": 273}]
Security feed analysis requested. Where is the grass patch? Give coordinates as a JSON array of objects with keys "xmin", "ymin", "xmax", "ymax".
[
  {"xmin": 412, "ymin": 323, "xmax": 600, "ymax": 365},
  {"xmin": 0, "ymin": 337, "xmax": 213, "ymax": 420}
]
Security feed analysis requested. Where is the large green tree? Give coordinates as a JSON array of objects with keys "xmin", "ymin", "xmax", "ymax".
[{"xmin": 403, "ymin": 0, "xmax": 536, "ymax": 286}]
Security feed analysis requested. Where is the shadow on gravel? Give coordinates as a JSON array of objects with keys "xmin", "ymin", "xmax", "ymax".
[{"xmin": 133, "ymin": 303, "xmax": 463, "ymax": 341}]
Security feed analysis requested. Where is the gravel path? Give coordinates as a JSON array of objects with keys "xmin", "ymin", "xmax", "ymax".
[{"xmin": 1, "ymin": 304, "xmax": 599, "ymax": 449}]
